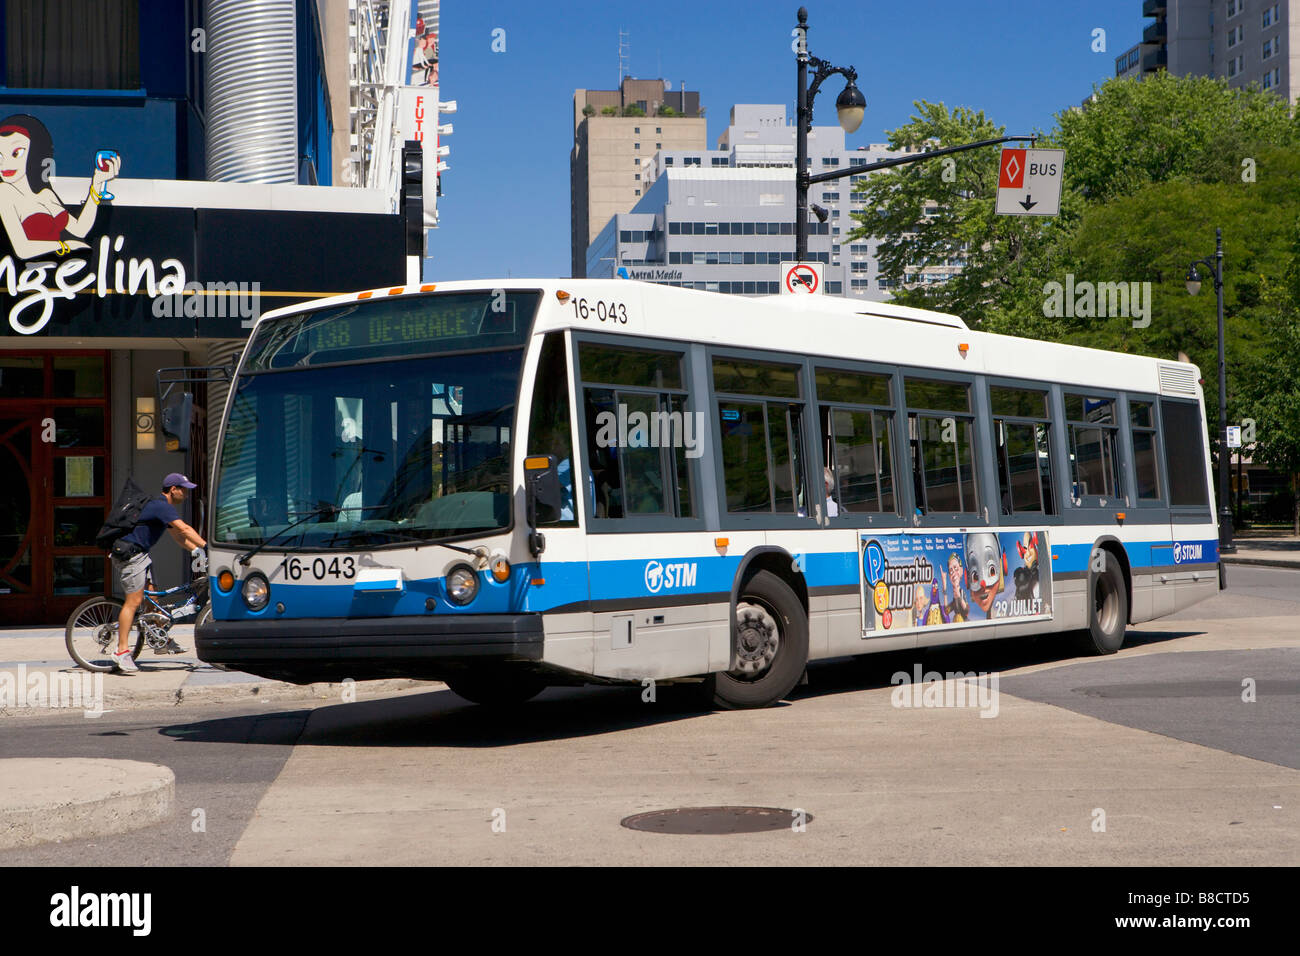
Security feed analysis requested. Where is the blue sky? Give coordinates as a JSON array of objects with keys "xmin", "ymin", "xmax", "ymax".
[{"xmin": 426, "ymin": 0, "xmax": 1139, "ymax": 281}]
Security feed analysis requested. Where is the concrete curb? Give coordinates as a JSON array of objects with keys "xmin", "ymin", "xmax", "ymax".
[
  {"xmin": 0, "ymin": 758, "xmax": 174, "ymax": 850},
  {"xmin": 1221, "ymin": 557, "xmax": 1300, "ymax": 570},
  {"xmin": 137, "ymin": 677, "xmax": 439, "ymax": 709}
]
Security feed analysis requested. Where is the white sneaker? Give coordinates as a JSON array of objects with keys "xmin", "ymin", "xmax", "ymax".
[
  {"xmin": 156, "ymin": 638, "xmax": 188, "ymax": 655},
  {"xmin": 112, "ymin": 650, "xmax": 139, "ymax": 674}
]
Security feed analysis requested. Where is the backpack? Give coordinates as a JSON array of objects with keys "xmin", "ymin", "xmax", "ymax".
[{"xmin": 95, "ymin": 476, "xmax": 154, "ymax": 551}]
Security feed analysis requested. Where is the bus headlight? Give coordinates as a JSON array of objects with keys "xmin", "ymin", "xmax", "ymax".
[
  {"xmin": 446, "ymin": 565, "xmax": 479, "ymax": 605},
  {"xmin": 241, "ymin": 572, "xmax": 270, "ymax": 611},
  {"xmin": 490, "ymin": 554, "xmax": 511, "ymax": 583}
]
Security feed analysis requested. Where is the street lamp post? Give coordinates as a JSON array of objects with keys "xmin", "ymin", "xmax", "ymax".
[
  {"xmin": 794, "ymin": 7, "xmax": 864, "ymax": 262},
  {"xmin": 1185, "ymin": 227, "xmax": 1236, "ymax": 555},
  {"xmin": 792, "ymin": 7, "xmax": 1035, "ymax": 265}
]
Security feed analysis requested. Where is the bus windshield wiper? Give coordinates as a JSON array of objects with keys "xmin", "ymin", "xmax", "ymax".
[
  {"xmin": 350, "ymin": 527, "xmax": 481, "ymax": 554},
  {"xmin": 237, "ymin": 505, "xmax": 339, "ymax": 566}
]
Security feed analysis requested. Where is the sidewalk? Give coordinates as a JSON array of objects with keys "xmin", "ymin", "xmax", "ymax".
[
  {"xmin": 1221, "ymin": 531, "xmax": 1300, "ymax": 570},
  {"xmin": 0, "ymin": 622, "xmax": 432, "ymax": 715}
]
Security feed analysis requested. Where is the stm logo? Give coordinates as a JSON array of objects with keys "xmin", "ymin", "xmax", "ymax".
[
  {"xmin": 1173, "ymin": 542, "xmax": 1204, "ymax": 564},
  {"xmin": 644, "ymin": 560, "xmax": 697, "ymax": 594}
]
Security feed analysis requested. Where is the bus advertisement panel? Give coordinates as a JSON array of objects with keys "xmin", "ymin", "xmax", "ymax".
[{"xmin": 860, "ymin": 530, "xmax": 1052, "ymax": 634}]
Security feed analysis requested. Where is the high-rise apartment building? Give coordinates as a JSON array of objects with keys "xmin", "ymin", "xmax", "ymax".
[
  {"xmin": 1110, "ymin": 1, "xmax": 1296, "ymax": 101},
  {"xmin": 570, "ymin": 78, "xmax": 705, "ymax": 277}
]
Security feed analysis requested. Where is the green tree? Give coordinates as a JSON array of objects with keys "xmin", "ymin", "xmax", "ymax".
[
  {"xmin": 845, "ymin": 101, "xmax": 1070, "ymax": 326},
  {"xmin": 1241, "ymin": 217, "xmax": 1300, "ymax": 532},
  {"xmin": 582, "ymin": 104, "xmax": 596, "ymax": 117},
  {"xmin": 1056, "ymin": 73, "xmax": 1294, "ymax": 203},
  {"xmin": 1054, "ymin": 145, "xmax": 1300, "ymax": 474},
  {"xmin": 851, "ymin": 74, "xmax": 1296, "ymax": 332},
  {"xmin": 622, "ymin": 105, "xmax": 646, "ymax": 117}
]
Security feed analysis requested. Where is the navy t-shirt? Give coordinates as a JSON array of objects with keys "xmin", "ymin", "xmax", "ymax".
[{"xmin": 121, "ymin": 497, "xmax": 181, "ymax": 552}]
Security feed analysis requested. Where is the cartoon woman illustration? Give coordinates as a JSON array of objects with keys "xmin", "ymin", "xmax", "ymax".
[
  {"xmin": 941, "ymin": 551, "xmax": 970, "ymax": 623},
  {"xmin": 910, "ymin": 581, "xmax": 932, "ymax": 628},
  {"xmin": 0, "ymin": 114, "xmax": 120, "ymax": 261}
]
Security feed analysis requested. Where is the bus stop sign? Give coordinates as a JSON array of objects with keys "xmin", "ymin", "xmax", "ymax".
[
  {"xmin": 995, "ymin": 148, "xmax": 1064, "ymax": 217},
  {"xmin": 782, "ymin": 261, "xmax": 823, "ymax": 294}
]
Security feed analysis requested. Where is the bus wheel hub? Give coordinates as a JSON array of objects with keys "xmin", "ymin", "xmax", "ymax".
[{"xmin": 733, "ymin": 602, "xmax": 779, "ymax": 674}]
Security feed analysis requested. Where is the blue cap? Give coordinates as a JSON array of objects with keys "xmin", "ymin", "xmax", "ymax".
[{"xmin": 163, "ymin": 472, "xmax": 197, "ymax": 490}]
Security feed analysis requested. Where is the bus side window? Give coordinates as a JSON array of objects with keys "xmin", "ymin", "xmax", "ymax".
[
  {"xmin": 813, "ymin": 366, "xmax": 899, "ymax": 517},
  {"xmin": 904, "ymin": 377, "xmax": 980, "ymax": 517},
  {"xmin": 1064, "ymin": 393, "xmax": 1121, "ymax": 504},
  {"xmin": 713, "ymin": 356, "xmax": 808, "ymax": 517},
  {"xmin": 576, "ymin": 341, "xmax": 694, "ymax": 521},
  {"xmin": 989, "ymin": 386, "xmax": 1055, "ymax": 516}
]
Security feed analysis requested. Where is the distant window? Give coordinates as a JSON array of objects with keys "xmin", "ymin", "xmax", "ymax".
[{"xmin": 6, "ymin": 0, "xmax": 140, "ymax": 89}]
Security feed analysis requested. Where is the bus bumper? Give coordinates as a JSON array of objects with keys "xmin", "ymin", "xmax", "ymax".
[{"xmin": 196, "ymin": 613, "xmax": 544, "ymax": 684}]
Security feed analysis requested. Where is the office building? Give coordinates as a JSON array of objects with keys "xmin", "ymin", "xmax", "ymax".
[
  {"xmin": 570, "ymin": 77, "xmax": 706, "ymax": 277},
  {"xmin": 586, "ymin": 105, "xmax": 948, "ymax": 298}
]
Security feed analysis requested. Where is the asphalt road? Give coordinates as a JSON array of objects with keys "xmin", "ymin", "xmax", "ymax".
[{"xmin": 1, "ymin": 565, "xmax": 1296, "ymax": 866}]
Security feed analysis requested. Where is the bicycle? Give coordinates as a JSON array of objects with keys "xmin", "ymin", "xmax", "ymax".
[{"xmin": 66, "ymin": 573, "xmax": 211, "ymax": 673}]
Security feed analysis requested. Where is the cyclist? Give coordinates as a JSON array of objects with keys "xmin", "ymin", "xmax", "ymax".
[{"xmin": 109, "ymin": 473, "xmax": 207, "ymax": 673}]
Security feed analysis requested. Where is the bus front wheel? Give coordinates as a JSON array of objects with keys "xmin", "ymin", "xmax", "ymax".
[
  {"xmin": 1075, "ymin": 554, "xmax": 1128, "ymax": 655},
  {"xmin": 445, "ymin": 670, "xmax": 547, "ymax": 706},
  {"xmin": 705, "ymin": 570, "xmax": 808, "ymax": 710}
]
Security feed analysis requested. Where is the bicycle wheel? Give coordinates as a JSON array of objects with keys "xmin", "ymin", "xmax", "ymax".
[{"xmin": 65, "ymin": 597, "xmax": 145, "ymax": 672}]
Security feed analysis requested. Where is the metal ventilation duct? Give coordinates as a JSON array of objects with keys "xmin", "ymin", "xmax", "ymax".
[{"xmin": 205, "ymin": 0, "xmax": 298, "ymax": 184}]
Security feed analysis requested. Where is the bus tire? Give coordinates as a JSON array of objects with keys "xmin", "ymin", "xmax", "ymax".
[
  {"xmin": 446, "ymin": 670, "xmax": 547, "ymax": 706},
  {"xmin": 705, "ymin": 570, "xmax": 808, "ymax": 710},
  {"xmin": 1075, "ymin": 555, "xmax": 1128, "ymax": 655}
]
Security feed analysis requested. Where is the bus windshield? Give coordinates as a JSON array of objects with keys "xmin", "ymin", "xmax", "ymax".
[{"xmin": 212, "ymin": 291, "xmax": 538, "ymax": 549}]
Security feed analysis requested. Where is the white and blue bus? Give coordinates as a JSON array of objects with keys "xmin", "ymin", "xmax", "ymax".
[{"xmin": 197, "ymin": 280, "xmax": 1222, "ymax": 708}]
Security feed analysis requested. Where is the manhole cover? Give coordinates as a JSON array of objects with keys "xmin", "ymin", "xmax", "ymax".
[{"xmin": 621, "ymin": 806, "xmax": 810, "ymax": 834}]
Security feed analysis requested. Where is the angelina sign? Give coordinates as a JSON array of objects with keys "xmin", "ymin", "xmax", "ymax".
[{"xmin": 1, "ymin": 113, "xmax": 405, "ymax": 339}]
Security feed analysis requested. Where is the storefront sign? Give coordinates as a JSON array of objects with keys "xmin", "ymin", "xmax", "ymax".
[{"xmin": 1, "ymin": 112, "xmax": 404, "ymax": 339}]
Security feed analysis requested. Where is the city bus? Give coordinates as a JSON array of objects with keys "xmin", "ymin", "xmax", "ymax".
[{"xmin": 196, "ymin": 280, "xmax": 1222, "ymax": 708}]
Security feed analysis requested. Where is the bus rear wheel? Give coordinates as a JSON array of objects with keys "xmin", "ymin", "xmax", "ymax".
[
  {"xmin": 705, "ymin": 570, "xmax": 808, "ymax": 710},
  {"xmin": 1075, "ymin": 553, "xmax": 1128, "ymax": 655},
  {"xmin": 445, "ymin": 670, "xmax": 547, "ymax": 706}
]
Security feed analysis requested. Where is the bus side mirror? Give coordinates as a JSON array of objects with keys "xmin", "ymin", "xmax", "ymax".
[
  {"xmin": 524, "ymin": 455, "xmax": 561, "ymax": 555},
  {"xmin": 160, "ymin": 392, "xmax": 193, "ymax": 451}
]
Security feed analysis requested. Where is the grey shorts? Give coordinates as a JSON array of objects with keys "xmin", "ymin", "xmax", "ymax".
[{"xmin": 113, "ymin": 551, "xmax": 152, "ymax": 594}]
